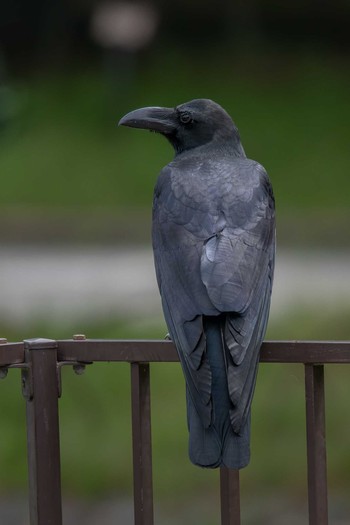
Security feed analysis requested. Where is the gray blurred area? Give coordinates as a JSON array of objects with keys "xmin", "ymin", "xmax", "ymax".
[{"xmin": 0, "ymin": 245, "xmax": 349, "ymax": 325}]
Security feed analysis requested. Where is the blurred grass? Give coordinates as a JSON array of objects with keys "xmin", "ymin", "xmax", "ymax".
[
  {"xmin": 0, "ymin": 54, "xmax": 349, "ymax": 217},
  {"xmin": 1, "ymin": 308, "xmax": 349, "ymax": 499}
]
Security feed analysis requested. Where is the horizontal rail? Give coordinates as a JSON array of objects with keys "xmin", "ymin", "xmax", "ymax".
[
  {"xmin": 53, "ymin": 339, "xmax": 350, "ymax": 364},
  {"xmin": 58, "ymin": 339, "xmax": 179, "ymax": 363},
  {"xmin": 1, "ymin": 340, "xmax": 350, "ymax": 366},
  {"xmin": 0, "ymin": 342, "xmax": 24, "ymax": 366}
]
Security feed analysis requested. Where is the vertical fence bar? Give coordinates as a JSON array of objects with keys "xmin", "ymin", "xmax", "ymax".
[
  {"xmin": 24, "ymin": 338, "xmax": 62, "ymax": 525},
  {"xmin": 305, "ymin": 364, "xmax": 328, "ymax": 525},
  {"xmin": 220, "ymin": 467, "xmax": 241, "ymax": 525},
  {"xmin": 131, "ymin": 363, "xmax": 154, "ymax": 525}
]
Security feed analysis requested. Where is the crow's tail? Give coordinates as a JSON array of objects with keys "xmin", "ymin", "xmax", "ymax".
[{"xmin": 187, "ymin": 316, "xmax": 250, "ymax": 469}]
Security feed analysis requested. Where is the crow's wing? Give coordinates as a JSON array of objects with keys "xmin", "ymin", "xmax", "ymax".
[
  {"xmin": 152, "ymin": 156, "xmax": 275, "ymax": 430},
  {"xmin": 200, "ymin": 161, "xmax": 275, "ymax": 432}
]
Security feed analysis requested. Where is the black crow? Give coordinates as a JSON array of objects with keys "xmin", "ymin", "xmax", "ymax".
[{"xmin": 119, "ymin": 99, "xmax": 275, "ymax": 469}]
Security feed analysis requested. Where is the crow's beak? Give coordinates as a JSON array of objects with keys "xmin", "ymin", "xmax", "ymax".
[{"xmin": 118, "ymin": 106, "xmax": 176, "ymax": 134}]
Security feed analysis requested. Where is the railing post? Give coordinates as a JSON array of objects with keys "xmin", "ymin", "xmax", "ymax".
[
  {"xmin": 220, "ymin": 467, "xmax": 241, "ymax": 525},
  {"xmin": 305, "ymin": 364, "xmax": 328, "ymax": 525},
  {"xmin": 24, "ymin": 338, "xmax": 62, "ymax": 525},
  {"xmin": 130, "ymin": 363, "xmax": 154, "ymax": 525}
]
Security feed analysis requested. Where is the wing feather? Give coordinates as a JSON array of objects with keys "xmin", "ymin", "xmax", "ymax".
[{"xmin": 152, "ymin": 157, "xmax": 275, "ymax": 431}]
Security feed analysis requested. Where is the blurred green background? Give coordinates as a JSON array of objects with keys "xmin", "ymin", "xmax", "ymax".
[{"xmin": 0, "ymin": 1, "xmax": 350, "ymax": 523}]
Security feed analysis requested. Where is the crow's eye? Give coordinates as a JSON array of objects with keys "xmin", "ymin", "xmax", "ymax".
[{"xmin": 179, "ymin": 111, "xmax": 193, "ymax": 125}]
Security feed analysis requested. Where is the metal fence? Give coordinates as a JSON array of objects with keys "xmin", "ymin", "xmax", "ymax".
[{"xmin": 1, "ymin": 337, "xmax": 350, "ymax": 525}]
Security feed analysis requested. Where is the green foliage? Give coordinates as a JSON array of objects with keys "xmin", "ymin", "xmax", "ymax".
[{"xmin": 1, "ymin": 57, "xmax": 350, "ymax": 216}]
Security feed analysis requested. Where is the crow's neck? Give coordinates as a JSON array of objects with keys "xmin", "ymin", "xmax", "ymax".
[{"xmin": 171, "ymin": 136, "xmax": 246, "ymax": 158}]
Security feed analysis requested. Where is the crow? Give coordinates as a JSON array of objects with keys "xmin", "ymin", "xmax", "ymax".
[{"xmin": 119, "ymin": 99, "xmax": 275, "ymax": 469}]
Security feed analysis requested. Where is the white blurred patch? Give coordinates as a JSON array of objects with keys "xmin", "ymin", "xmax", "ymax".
[{"xmin": 90, "ymin": 1, "xmax": 159, "ymax": 50}]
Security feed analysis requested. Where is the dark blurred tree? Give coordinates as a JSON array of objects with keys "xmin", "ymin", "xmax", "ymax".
[
  {"xmin": 260, "ymin": 0, "xmax": 350, "ymax": 52},
  {"xmin": 158, "ymin": 0, "xmax": 263, "ymax": 47},
  {"xmin": 0, "ymin": 0, "xmax": 93, "ymax": 72},
  {"xmin": 0, "ymin": 0, "xmax": 350, "ymax": 74}
]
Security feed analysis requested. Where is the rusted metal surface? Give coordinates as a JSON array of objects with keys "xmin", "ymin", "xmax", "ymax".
[
  {"xmin": 24, "ymin": 339, "xmax": 62, "ymax": 525},
  {"xmin": 305, "ymin": 365, "xmax": 328, "ymax": 525},
  {"xmin": 220, "ymin": 467, "xmax": 240, "ymax": 525},
  {"xmin": 131, "ymin": 363, "xmax": 154, "ymax": 525}
]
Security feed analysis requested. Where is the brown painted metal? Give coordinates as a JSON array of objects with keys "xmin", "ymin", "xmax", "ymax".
[
  {"xmin": 305, "ymin": 365, "xmax": 328, "ymax": 525},
  {"xmin": 24, "ymin": 339, "xmax": 62, "ymax": 525},
  {"xmin": 0, "ymin": 341, "xmax": 24, "ymax": 366},
  {"xmin": 220, "ymin": 467, "xmax": 240, "ymax": 525},
  {"xmin": 57, "ymin": 339, "xmax": 350, "ymax": 364},
  {"xmin": 261, "ymin": 340, "xmax": 350, "ymax": 364},
  {"xmin": 131, "ymin": 363, "xmax": 154, "ymax": 525},
  {"xmin": 58, "ymin": 339, "xmax": 178, "ymax": 363},
  {"xmin": 1, "ymin": 339, "xmax": 350, "ymax": 368}
]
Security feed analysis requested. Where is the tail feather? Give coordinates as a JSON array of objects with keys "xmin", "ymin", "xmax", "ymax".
[
  {"xmin": 187, "ymin": 316, "xmax": 250, "ymax": 469},
  {"xmin": 188, "ymin": 392, "xmax": 251, "ymax": 469}
]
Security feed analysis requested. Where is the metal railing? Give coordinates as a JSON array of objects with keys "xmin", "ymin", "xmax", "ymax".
[{"xmin": 1, "ymin": 337, "xmax": 350, "ymax": 525}]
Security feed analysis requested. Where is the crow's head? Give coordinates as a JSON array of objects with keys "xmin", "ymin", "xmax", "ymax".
[{"xmin": 119, "ymin": 99, "xmax": 245, "ymax": 156}]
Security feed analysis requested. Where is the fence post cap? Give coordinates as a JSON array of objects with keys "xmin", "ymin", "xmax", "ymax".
[{"xmin": 24, "ymin": 338, "xmax": 58, "ymax": 350}]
